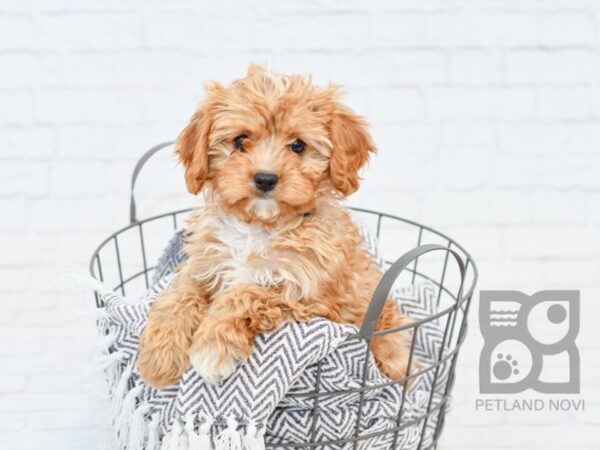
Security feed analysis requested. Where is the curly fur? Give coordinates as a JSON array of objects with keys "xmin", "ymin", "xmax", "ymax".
[{"xmin": 138, "ymin": 65, "xmax": 414, "ymax": 387}]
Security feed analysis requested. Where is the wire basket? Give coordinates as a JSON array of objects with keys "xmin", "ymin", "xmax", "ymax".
[{"xmin": 89, "ymin": 142, "xmax": 477, "ymax": 450}]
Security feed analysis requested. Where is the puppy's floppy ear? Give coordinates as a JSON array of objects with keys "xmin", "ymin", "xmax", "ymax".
[
  {"xmin": 176, "ymin": 103, "xmax": 212, "ymax": 195},
  {"xmin": 327, "ymin": 95, "xmax": 376, "ymax": 196}
]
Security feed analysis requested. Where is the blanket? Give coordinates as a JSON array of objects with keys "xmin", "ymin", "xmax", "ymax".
[{"xmin": 94, "ymin": 229, "xmax": 450, "ymax": 450}]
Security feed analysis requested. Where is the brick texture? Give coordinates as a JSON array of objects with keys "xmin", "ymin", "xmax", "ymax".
[{"xmin": 1, "ymin": 0, "xmax": 599, "ymax": 449}]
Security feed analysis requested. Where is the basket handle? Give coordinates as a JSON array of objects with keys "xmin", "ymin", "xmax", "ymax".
[
  {"xmin": 359, "ymin": 244, "xmax": 466, "ymax": 339},
  {"xmin": 129, "ymin": 141, "xmax": 175, "ymax": 224}
]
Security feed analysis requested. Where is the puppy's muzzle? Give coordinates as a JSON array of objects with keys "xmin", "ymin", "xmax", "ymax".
[{"xmin": 254, "ymin": 172, "xmax": 278, "ymax": 192}]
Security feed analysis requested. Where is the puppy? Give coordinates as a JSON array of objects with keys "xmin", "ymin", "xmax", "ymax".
[{"xmin": 138, "ymin": 65, "xmax": 414, "ymax": 387}]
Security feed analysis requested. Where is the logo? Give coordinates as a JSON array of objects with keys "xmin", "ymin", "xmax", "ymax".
[{"xmin": 479, "ymin": 290, "xmax": 580, "ymax": 394}]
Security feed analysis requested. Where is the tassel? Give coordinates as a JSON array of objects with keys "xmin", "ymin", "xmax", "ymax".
[
  {"xmin": 54, "ymin": 269, "xmax": 111, "ymax": 296},
  {"xmin": 111, "ymin": 363, "xmax": 134, "ymax": 419},
  {"xmin": 167, "ymin": 419, "xmax": 188, "ymax": 450},
  {"xmin": 147, "ymin": 414, "xmax": 161, "ymax": 450},
  {"xmin": 160, "ymin": 432, "xmax": 172, "ymax": 450},
  {"xmin": 92, "ymin": 350, "xmax": 125, "ymax": 372},
  {"xmin": 115, "ymin": 384, "xmax": 144, "ymax": 446},
  {"xmin": 214, "ymin": 417, "xmax": 242, "ymax": 450},
  {"xmin": 107, "ymin": 355, "xmax": 126, "ymax": 391},
  {"xmin": 94, "ymin": 331, "xmax": 117, "ymax": 354},
  {"xmin": 90, "ymin": 350, "xmax": 125, "ymax": 388},
  {"xmin": 186, "ymin": 413, "xmax": 212, "ymax": 450},
  {"xmin": 128, "ymin": 403, "xmax": 151, "ymax": 450},
  {"xmin": 242, "ymin": 421, "xmax": 265, "ymax": 450},
  {"xmin": 80, "ymin": 341, "xmax": 121, "ymax": 399}
]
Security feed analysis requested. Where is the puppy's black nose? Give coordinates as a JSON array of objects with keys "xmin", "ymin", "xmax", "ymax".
[{"xmin": 254, "ymin": 172, "xmax": 278, "ymax": 192}]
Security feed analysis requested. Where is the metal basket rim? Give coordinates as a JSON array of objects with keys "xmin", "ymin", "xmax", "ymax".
[{"xmin": 89, "ymin": 206, "xmax": 478, "ymax": 286}]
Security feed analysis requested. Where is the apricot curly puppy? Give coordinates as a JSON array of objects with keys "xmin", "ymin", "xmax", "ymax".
[{"xmin": 138, "ymin": 65, "xmax": 414, "ymax": 387}]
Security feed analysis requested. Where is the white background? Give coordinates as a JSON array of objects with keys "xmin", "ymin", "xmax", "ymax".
[{"xmin": 1, "ymin": 0, "xmax": 599, "ymax": 448}]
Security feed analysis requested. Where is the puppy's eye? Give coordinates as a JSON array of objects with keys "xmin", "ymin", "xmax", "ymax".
[
  {"xmin": 289, "ymin": 139, "xmax": 306, "ymax": 154},
  {"xmin": 233, "ymin": 134, "xmax": 248, "ymax": 151}
]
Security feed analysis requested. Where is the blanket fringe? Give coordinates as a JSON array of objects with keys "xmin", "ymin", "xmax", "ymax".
[
  {"xmin": 94, "ymin": 330, "xmax": 117, "ymax": 354},
  {"xmin": 147, "ymin": 413, "xmax": 161, "ymax": 450},
  {"xmin": 55, "ymin": 270, "xmax": 111, "ymax": 296},
  {"xmin": 160, "ymin": 430, "xmax": 171, "ymax": 450},
  {"xmin": 93, "ymin": 349, "xmax": 125, "ymax": 372},
  {"xmin": 91, "ymin": 350, "xmax": 125, "ymax": 389},
  {"xmin": 115, "ymin": 384, "xmax": 144, "ymax": 447},
  {"xmin": 185, "ymin": 413, "xmax": 212, "ymax": 450},
  {"xmin": 111, "ymin": 362, "xmax": 134, "ymax": 418},
  {"xmin": 164, "ymin": 419, "xmax": 187, "ymax": 450},
  {"xmin": 242, "ymin": 421, "xmax": 265, "ymax": 450},
  {"xmin": 128, "ymin": 402, "xmax": 152, "ymax": 450},
  {"xmin": 214, "ymin": 416, "xmax": 242, "ymax": 450}
]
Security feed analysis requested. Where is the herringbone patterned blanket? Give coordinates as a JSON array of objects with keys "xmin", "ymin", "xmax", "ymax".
[{"xmin": 94, "ymin": 230, "xmax": 448, "ymax": 450}]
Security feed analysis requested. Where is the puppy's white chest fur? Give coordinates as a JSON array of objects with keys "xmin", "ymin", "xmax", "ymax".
[{"xmin": 197, "ymin": 214, "xmax": 286, "ymax": 293}]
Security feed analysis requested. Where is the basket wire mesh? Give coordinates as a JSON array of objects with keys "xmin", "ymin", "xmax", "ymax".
[{"xmin": 89, "ymin": 142, "xmax": 478, "ymax": 449}]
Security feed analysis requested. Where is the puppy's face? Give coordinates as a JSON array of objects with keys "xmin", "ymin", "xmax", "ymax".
[{"xmin": 177, "ymin": 65, "xmax": 374, "ymax": 226}]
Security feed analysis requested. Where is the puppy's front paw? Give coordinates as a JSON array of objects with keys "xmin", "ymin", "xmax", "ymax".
[
  {"xmin": 189, "ymin": 345, "xmax": 239, "ymax": 385},
  {"xmin": 138, "ymin": 332, "xmax": 190, "ymax": 389},
  {"xmin": 189, "ymin": 328, "xmax": 253, "ymax": 385}
]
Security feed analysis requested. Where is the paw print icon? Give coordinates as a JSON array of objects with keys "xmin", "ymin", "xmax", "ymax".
[
  {"xmin": 479, "ymin": 290, "xmax": 580, "ymax": 394},
  {"xmin": 494, "ymin": 353, "xmax": 520, "ymax": 380}
]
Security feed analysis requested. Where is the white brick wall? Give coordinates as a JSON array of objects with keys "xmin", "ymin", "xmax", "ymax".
[{"xmin": 1, "ymin": 0, "xmax": 599, "ymax": 448}]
